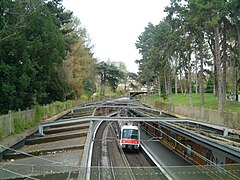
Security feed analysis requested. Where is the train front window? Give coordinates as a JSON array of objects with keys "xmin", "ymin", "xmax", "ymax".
[{"xmin": 122, "ymin": 129, "xmax": 138, "ymax": 140}]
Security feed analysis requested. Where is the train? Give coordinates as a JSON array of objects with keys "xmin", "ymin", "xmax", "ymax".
[
  {"xmin": 118, "ymin": 122, "xmax": 140, "ymax": 151},
  {"xmin": 115, "ymin": 108, "xmax": 140, "ymax": 151}
]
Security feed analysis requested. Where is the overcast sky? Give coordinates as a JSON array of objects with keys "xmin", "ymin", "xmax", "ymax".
[{"xmin": 62, "ymin": 0, "xmax": 171, "ymax": 73}]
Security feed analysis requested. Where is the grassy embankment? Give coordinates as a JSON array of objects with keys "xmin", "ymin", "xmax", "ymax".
[{"xmin": 149, "ymin": 93, "xmax": 240, "ymax": 113}]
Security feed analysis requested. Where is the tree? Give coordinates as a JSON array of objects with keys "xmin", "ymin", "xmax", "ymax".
[
  {"xmin": 0, "ymin": 0, "xmax": 94, "ymax": 113},
  {"xmin": 229, "ymin": 0, "xmax": 240, "ymax": 101},
  {"xmin": 63, "ymin": 40, "xmax": 95, "ymax": 99},
  {"xmin": 96, "ymin": 61, "xmax": 124, "ymax": 96},
  {"xmin": 136, "ymin": 0, "xmax": 239, "ymax": 112},
  {"xmin": 164, "ymin": 0, "xmax": 231, "ymax": 111},
  {"xmin": 136, "ymin": 21, "xmax": 173, "ymax": 97},
  {"xmin": 0, "ymin": 0, "xmax": 67, "ymax": 111}
]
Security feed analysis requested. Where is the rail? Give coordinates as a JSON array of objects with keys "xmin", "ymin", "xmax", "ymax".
[{"xmin": 109, "ymin": 122, "xmax": 136, "ymax": 180}]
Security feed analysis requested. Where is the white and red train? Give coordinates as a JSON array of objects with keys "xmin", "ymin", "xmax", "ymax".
[{"xmin": 118, "ymin": 122, "xmax": 140, "ymax": 151}]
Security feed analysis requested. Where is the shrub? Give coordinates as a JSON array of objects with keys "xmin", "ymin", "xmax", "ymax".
[
  {"xmin": 53, "ymin": 101, "xmax": 63, "ymax": 113},
  {"xmin": 161, "ymin": 93, "xmax": 168, "ymax": 101},
  {"xmin": 14, "ymin": 117, "xmax": 36, "ymax": 134},
  {"xmin": 66, "ymin": 100, "xmax": 73, "ymax": 109},
  {"xmin": 35, "ymin": 104, "xmax": 45, "ymax": 123}
]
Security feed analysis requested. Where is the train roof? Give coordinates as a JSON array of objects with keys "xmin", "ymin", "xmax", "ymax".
[{"xmin": 121, "ymin": 125, "xmax": 138, "ymax": 130}]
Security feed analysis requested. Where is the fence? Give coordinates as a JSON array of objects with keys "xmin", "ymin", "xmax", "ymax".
[
  {"xmin": 0, "ymin": 95, "xmax": 121, "ymax": 140},
  {"xmin": 0, "ymin": 100, "xmax": 85, "ymax": 140},
  {"xmin": 141, "ymin": 96, "xmax": 240, "ymax": 130}
]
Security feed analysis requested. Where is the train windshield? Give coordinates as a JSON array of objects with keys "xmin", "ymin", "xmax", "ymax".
[{"xmin": 122, "ymin": 129, "xmax": 138, "ymax": 140}]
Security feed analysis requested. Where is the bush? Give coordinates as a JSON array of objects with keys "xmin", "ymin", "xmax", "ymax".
[
  {"xmin": 81, "ymin": 94, "xmax": 89, "ymax": 101},
  {"xmin": 14, "ymin": 117, "xmax": 36, "ymax": 134},
  {"xmin": 35, "ymin": 104, "xmax": 45, "ymax": 122},
  {"xmin": 48, "ymin": 105, "xmax": 52, "ymax": 116},
  {"xmin": 53, "ymin": 101, "xmax": 64, "ymax": 113},
  {"xmin": 66, "ymin": 100, "xmax": 73, "ymax": 109},
  {"xmin": 161, "ymin": 93, "xmax": 168, "ymax": 101}
]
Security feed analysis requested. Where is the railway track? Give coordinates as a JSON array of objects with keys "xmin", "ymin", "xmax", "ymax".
[
  {"xmin": 90, "ymin": 116, "xmax": 169, "ymax": 180},
  {"xmin": 91, "ymin": 121, "xmax": 136, "ymax": 180}
]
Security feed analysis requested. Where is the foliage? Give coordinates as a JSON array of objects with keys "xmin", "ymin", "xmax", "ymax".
[
  {"xmin": 206, "ymin": 72, "xmax": 214, "ymax": 93},
  {"xmin": 13, "ymin": 100, "xmax": 75, "ymax": 135},
  {"xmin": 83, "ymin": 79, "xmax": 96, "ymax": 97},
  {"xmin": 0, "ymin": 0, "xmax": 96, "ymax": 114},
  {"xmin": 14, "ymin": 117, "xmax": 36, "ymax": 134},
  {"xmin": 96, "ymin": 61, "xmax": 125, "ymax": 95},
  {"xmin": 35, "ymin": 104, "xmax": 45, "ymax": 123},
  {"xmin": 136, "ymin": 0, "xmax": 240, "ymax": 111},
  {"xmin": 63, "ymin": 40, "xmax": 95, "ymax": 99}
]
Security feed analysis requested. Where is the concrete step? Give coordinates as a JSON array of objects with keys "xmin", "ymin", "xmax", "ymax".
[
  {"xmin": 3, "ymin": 144, "xmax": 84, "ymax": 160},
  {"xmin": 25, "ymin": 131, "xmax": 88, "ymax": 145},
  {"xmin": 44, "ymin": 123, "xmax": 89, "ymax": 135}
]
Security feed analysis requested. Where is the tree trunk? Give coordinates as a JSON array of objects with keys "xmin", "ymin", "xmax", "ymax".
[
  {"xmin": 101, "ymin": 72, "xmax": 106, "ymax": 96},
  {"xmin": 199, "ymin": 34, "xmax": 205, "ymax": 105},
  {"xmin": 147, "ymin": 81, "xmax": 150, "ymax": 96},
  {"xmin": 236, "ymin": 24, "xmax": 240, "ymax": 102},
  {"xmin": 184, "ymin": 70, "xmax": 188, "ymax": 95},
  {"xmin": 168, "ymin": 69, "xmax": 172, "ymax": 103},
  {"xmin": 179, "ymin": 70, "xmax": 184, "ymax": 94},
  {"xmin": 222, "ymin": 21, "xmax": 227, "ymax": 101},
  {"xmin": 214, "ymin": 57, "xmax": 218, "ymax": 97},
  {"xmin": 164, "ymin": 69, "xmax": 168, "ymax": 94},
  {"xmin": 208, "ymin": 37, "xmax": 218, "ymax": 96},
  {"xmin": 175, "ymin": 56, "xmax": 178, "ymax": 95},
  {"xmin": 189, "ymin": 69, "xmax": 193, "ymax": 107},
  {"xmin": 215, "ymin": 26, "xmax": 222, "ymax": 112},
  {"xmin": 100, "ymin": 75, "xmax": 103, "ymax": 96},
  {"xmin": 175, "ymin": 75, "xmax": 178, "ymax": 95},
  {"xmin": 188, "ymin": 51, "xmax": 193, "ymax": 107},
  {"xmin": 195, "ymin": 52, "xmax": 198, "ymax": 94},
  {"xmin": 157, "ymin": 76, "xmax": 161, "ymax": 97},
  {"xmin": 231, "ymin": 60, "xmax": 235, "ymax": 94}
]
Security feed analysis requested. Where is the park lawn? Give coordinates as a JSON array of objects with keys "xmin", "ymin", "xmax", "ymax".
[{"xmin": 149, "ymin": 93, "xmax": 240, "ymax": 113}]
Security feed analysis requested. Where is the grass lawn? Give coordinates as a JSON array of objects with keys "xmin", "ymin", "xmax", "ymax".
[{"xmin": 149, "ymin": 93, "xmax": 240, "ymax": 113}]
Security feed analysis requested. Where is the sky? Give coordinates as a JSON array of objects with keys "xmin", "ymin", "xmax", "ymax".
[{"xmin": 62, "ymin": 0, "xmax": 171, "ymax": 73}]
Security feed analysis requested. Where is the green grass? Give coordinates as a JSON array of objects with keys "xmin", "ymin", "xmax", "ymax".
[
  {"xmin": 105, "ymin": 92, "xmax": 118, "ymax": 97},
  {"xmin": 150, "ymin": 93, "xmax": 240, "ymax": 113}
]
